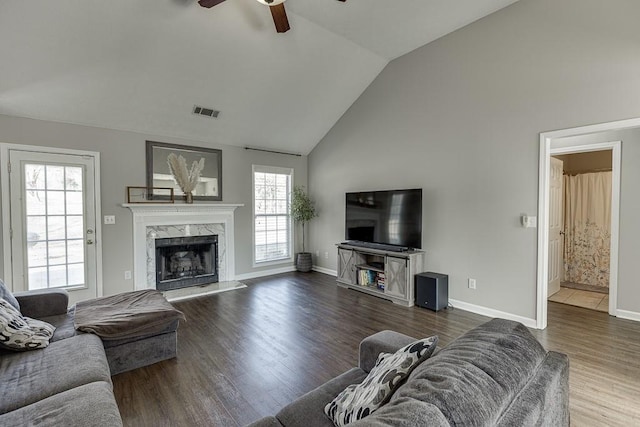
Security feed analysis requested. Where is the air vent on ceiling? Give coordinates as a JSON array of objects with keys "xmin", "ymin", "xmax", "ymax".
[{"xmin": 193, "ymin": 105, "xmax": 220, "ymax": 119}]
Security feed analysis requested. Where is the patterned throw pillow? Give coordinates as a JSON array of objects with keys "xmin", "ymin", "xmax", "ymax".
[
  {"xmin": 0, "ymin": 278, "xmax": 20, "ymax": 311},
  {"xmin": 0, "ymin": 298, "xmax": 56, "ymax": 351},
  {"xmin": 325, "ymin": 335, "xmax": 438, "ymax": 426}
]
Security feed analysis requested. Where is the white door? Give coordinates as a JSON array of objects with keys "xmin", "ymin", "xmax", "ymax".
[
  {"xmin": 548, "ymin": 157, "xmax": 564, "ymax": 296},
  {"xmin": 8, "ymin": 150, "xmax": 99, "ymax": 304}
]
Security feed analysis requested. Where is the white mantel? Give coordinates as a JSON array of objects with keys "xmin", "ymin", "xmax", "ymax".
[{"xmin": 123, "ymin": 203, "xmax": 243, "ymax": 291}]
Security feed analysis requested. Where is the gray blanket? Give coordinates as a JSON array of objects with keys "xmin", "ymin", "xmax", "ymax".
[{"xmin": 74, "ymin": 290, "xmax": 185, "ymax": 340}]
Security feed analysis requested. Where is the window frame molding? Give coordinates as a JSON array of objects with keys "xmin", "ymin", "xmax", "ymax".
[{"xmin": 251, "ymin": 164, "xmax": 294, "ymax": 267}]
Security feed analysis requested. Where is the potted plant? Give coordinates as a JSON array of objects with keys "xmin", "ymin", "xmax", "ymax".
[{"xmin": 291, "ymin": 185, "xmax": 318, "ymax": 272}]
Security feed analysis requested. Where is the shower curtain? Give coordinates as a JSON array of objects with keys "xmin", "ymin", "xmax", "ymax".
[{"xmin": 563, "ymin": 171, "xmax": 612, "ymax": 288}]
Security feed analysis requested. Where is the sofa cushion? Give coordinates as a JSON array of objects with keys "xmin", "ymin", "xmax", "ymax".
[
  {"xmin": 390, "ymin": 318, "xmax": 547, "ymax": 426},
  {"xmin": 349, "ymin": 397, "xmax": 449, "ymax": 427},
  {"xmin": 41, "ymin": 312, "xmax": 78, "ymax": 342},
  {"xmin": 0, "ymin": 298, "xmax": 55, "ymax": 351},
  {"xmin": 0, "ymin": 381, "xmax": 123, "ymax": 426},
  {"xmin": 276, "ymin": 367, "xmax": 368, "ymax": 427},
  {"xmin": 325, "ymin": 336, "xmax": 438, "ymax": 426},
  {"xmin": 0, "ymin": 279, "xmax": 19, "ymax": 311},
  {"xmin": 0, "ymin": 333, "xmax": 111, "ymax": 414}
]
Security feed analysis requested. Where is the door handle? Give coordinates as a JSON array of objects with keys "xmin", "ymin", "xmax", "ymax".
[{"xmin": 559, "ymin": 231, "xmax": 565, "ymax": 236}]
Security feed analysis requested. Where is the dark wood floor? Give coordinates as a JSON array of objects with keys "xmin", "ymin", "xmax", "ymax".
[{"xmin": 112, "ymin": 272, "xmax": 640, "ymax": 426}]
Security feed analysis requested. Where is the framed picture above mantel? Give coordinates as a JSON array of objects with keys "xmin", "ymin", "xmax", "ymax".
[{"xmin": 146, "ymin": 141, "xmax": 222, "ymax": 201}]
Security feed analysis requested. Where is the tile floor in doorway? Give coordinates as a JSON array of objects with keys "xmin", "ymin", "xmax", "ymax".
[{"xmin": 549, "ymin": 287, "xmax": 608, "ymax": 312}]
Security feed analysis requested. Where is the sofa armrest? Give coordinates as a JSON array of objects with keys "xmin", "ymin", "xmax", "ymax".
[
  {"xmin": 359, "ymin": 330, "xmax": 417, "ymax": 373},
  {"xmin": 496, "ymin": 350, "xmax": 570, "ymax": 427},
  {"xmin": 14, "ymin": 289, "xmax": 69, "ymax": 318}
]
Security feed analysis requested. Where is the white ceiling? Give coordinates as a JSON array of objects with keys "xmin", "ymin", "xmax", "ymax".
[{"xmin": 0, "ymin": 0, "xmax": 519, "ymax": 155}]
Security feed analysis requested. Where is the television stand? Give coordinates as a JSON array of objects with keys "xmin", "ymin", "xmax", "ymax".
[{"xmin": 336, "ymin": 243, "xmax": 425, "ymax": 307}]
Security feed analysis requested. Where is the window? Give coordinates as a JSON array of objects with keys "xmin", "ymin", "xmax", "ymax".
[
  {"xmin": 23, "ymin": 163, "xmax": 86, "ymax": 289},
  {"xmin": 253, "ymin": 165, "xmax": 293, "ymax": 264}
]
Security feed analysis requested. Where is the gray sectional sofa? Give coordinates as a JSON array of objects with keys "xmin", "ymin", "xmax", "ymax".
[
  {"xmin": 1, "ymin": 289, "xmax": 123, "ymax": 426},
  {"xmin": 21, "ymin": 289, "xmax": 182, "ymax": 376},
  {"xmin": 1, "ymin": 285, "xmax": 183, "ymax": 426},
  {"xmin": 249, "ymin": 319, "xmax": 570, "ymax": 426}
]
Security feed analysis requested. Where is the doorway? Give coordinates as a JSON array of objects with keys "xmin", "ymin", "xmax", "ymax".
[
  {"xmin": 548, "ymin": 150, "xmax": 612, "ymax": 312},
  {"xmin": 536, "ymin": 118, "xmax": 636, "ymax": 329},
  {"xmin": 1, "ymin": 144, "xmax": 103, "ymax": 305}
]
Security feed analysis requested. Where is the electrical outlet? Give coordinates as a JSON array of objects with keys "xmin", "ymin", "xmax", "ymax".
[
  {"xmin": 124, "ymin": 271, "xmax": 132, "ymax": 280},
  {"xmin": 468, "ymin": 278, "xmax": 476, "ymax": 289},
  {"xmin": 104, "ymin": 215, "xmax": 116, "ymax": 225},
  {"xmin": 324, "ymin": 251, "xmax": 329, "ymax": 259}
]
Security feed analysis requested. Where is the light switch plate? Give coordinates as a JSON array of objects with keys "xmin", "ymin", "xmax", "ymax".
[
  {"xmin": 104, "ymin": 215, "xmax": 116, "ymax": 225},
  {"xmin": 521, "ymin": 215, "xmax": 537, "ymax": 228}
]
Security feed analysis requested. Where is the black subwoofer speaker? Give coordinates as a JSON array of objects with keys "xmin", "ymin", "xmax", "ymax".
[{"xmin": 415, "ymin": 272, "xmax": 448, "ymax": 311}]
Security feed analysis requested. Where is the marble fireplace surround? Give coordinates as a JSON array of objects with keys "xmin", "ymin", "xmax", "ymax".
[{"xmin": 123, "ymin": 204, "xmax": 243, "ymax": 291}]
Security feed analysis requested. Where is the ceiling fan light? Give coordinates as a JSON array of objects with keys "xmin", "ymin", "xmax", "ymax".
[{"xmin": 255, "ymin": 0, "xmax": 286, "ymax": 5}]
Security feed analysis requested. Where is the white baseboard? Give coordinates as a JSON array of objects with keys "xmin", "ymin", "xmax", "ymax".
[
  {"xmin": 234, "ymin": 265, "xmax": 296, "ymax": 281},
  {"xmin": 234, "ymin": 265, "xmax": 336, "ymax": 281},
  {"xmin": 312, "ymin": 266, "xmax": 337, "ymax": 276},
  {"xmin": 616, "ymin": 309, "xmax": 640, "ymax": 322},
  {"xmin": 449, "ymin": 299, "xmax": 538, "ymax": 329}
]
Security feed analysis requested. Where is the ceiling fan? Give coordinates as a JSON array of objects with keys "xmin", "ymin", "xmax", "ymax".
[{"xmin": 198, "ymin": 0, "xmax": 346, "ymax": 34}]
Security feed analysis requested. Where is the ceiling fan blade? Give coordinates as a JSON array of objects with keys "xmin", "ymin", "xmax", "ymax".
[
  {"xmin": 269, "ymin": 3, "xmax": 290, "ymax": 33},
  {"xmin": 198, "ymin": 0, "xmax": 226, "ymax": 8}
]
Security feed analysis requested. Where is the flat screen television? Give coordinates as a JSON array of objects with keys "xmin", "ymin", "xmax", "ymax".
[{"xmin": 345, "ymin": 189, "xmax": 422, "ymax": 250}]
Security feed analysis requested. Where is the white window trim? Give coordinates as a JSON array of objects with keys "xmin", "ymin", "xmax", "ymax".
[{"xmin": 252, "ymin": 165, "xmax": 294, "ymax": 267}]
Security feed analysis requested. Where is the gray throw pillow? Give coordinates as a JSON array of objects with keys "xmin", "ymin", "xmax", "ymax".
[
  {"xmin": 0, "ymin": 279, "xmax": 20, "ymax": 311},
  {"xmin": 325, "ymin": 335, "xmax": 438, "ymax": 426},
  {"xmin": 0, "ymin": 298, "xmax": 56, "ymax": 351}
]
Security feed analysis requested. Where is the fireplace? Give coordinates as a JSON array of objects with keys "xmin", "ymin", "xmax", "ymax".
[
  {"xmin": 123, "ymin": 203, "xmax": 241, "ymax": 291},
  {"xmin": 155, "ymin": 235, "xmax": 218, "ymax": 291}
]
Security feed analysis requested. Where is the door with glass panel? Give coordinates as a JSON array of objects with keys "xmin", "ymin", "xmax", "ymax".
[{"xmin": 9, "ymin": 150, "xmax": 98, "ymax": 304}]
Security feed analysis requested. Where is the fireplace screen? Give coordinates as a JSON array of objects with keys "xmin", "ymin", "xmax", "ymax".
[{"xmin": 155, "ymin": 235, "xmax": 218, "ymax": 291}]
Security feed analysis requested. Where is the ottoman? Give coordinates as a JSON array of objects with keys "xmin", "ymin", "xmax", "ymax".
[
  {"xmin": 74, "ymin": 290, "xmax": 186, "ymax": 375},
  {"xmin": 102, "ymin": 319, "xmax": 180, "ymax": 375}
]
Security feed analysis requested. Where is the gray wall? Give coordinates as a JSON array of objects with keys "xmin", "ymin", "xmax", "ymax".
[
  {"xmin": 308, "ymin": 0, "xmax": 640, "ymax": 320},
  {"xmin": 0, "ymin": 114, "xmax": 307, "ymax": 296}
]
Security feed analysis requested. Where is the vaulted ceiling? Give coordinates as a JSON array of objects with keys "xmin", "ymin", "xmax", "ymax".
[{"xmin": 0, "ymin": 0, "xmax": 519, "ymax": 155}]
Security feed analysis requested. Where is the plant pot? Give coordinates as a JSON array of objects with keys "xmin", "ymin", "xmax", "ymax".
[
  {"xmin": 296, "ymin": 252, "xmax": 313, "ymax": 272},
  {"xmin": 184, "ymin": 191, "xmax": 194, "ymax": 204}
]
